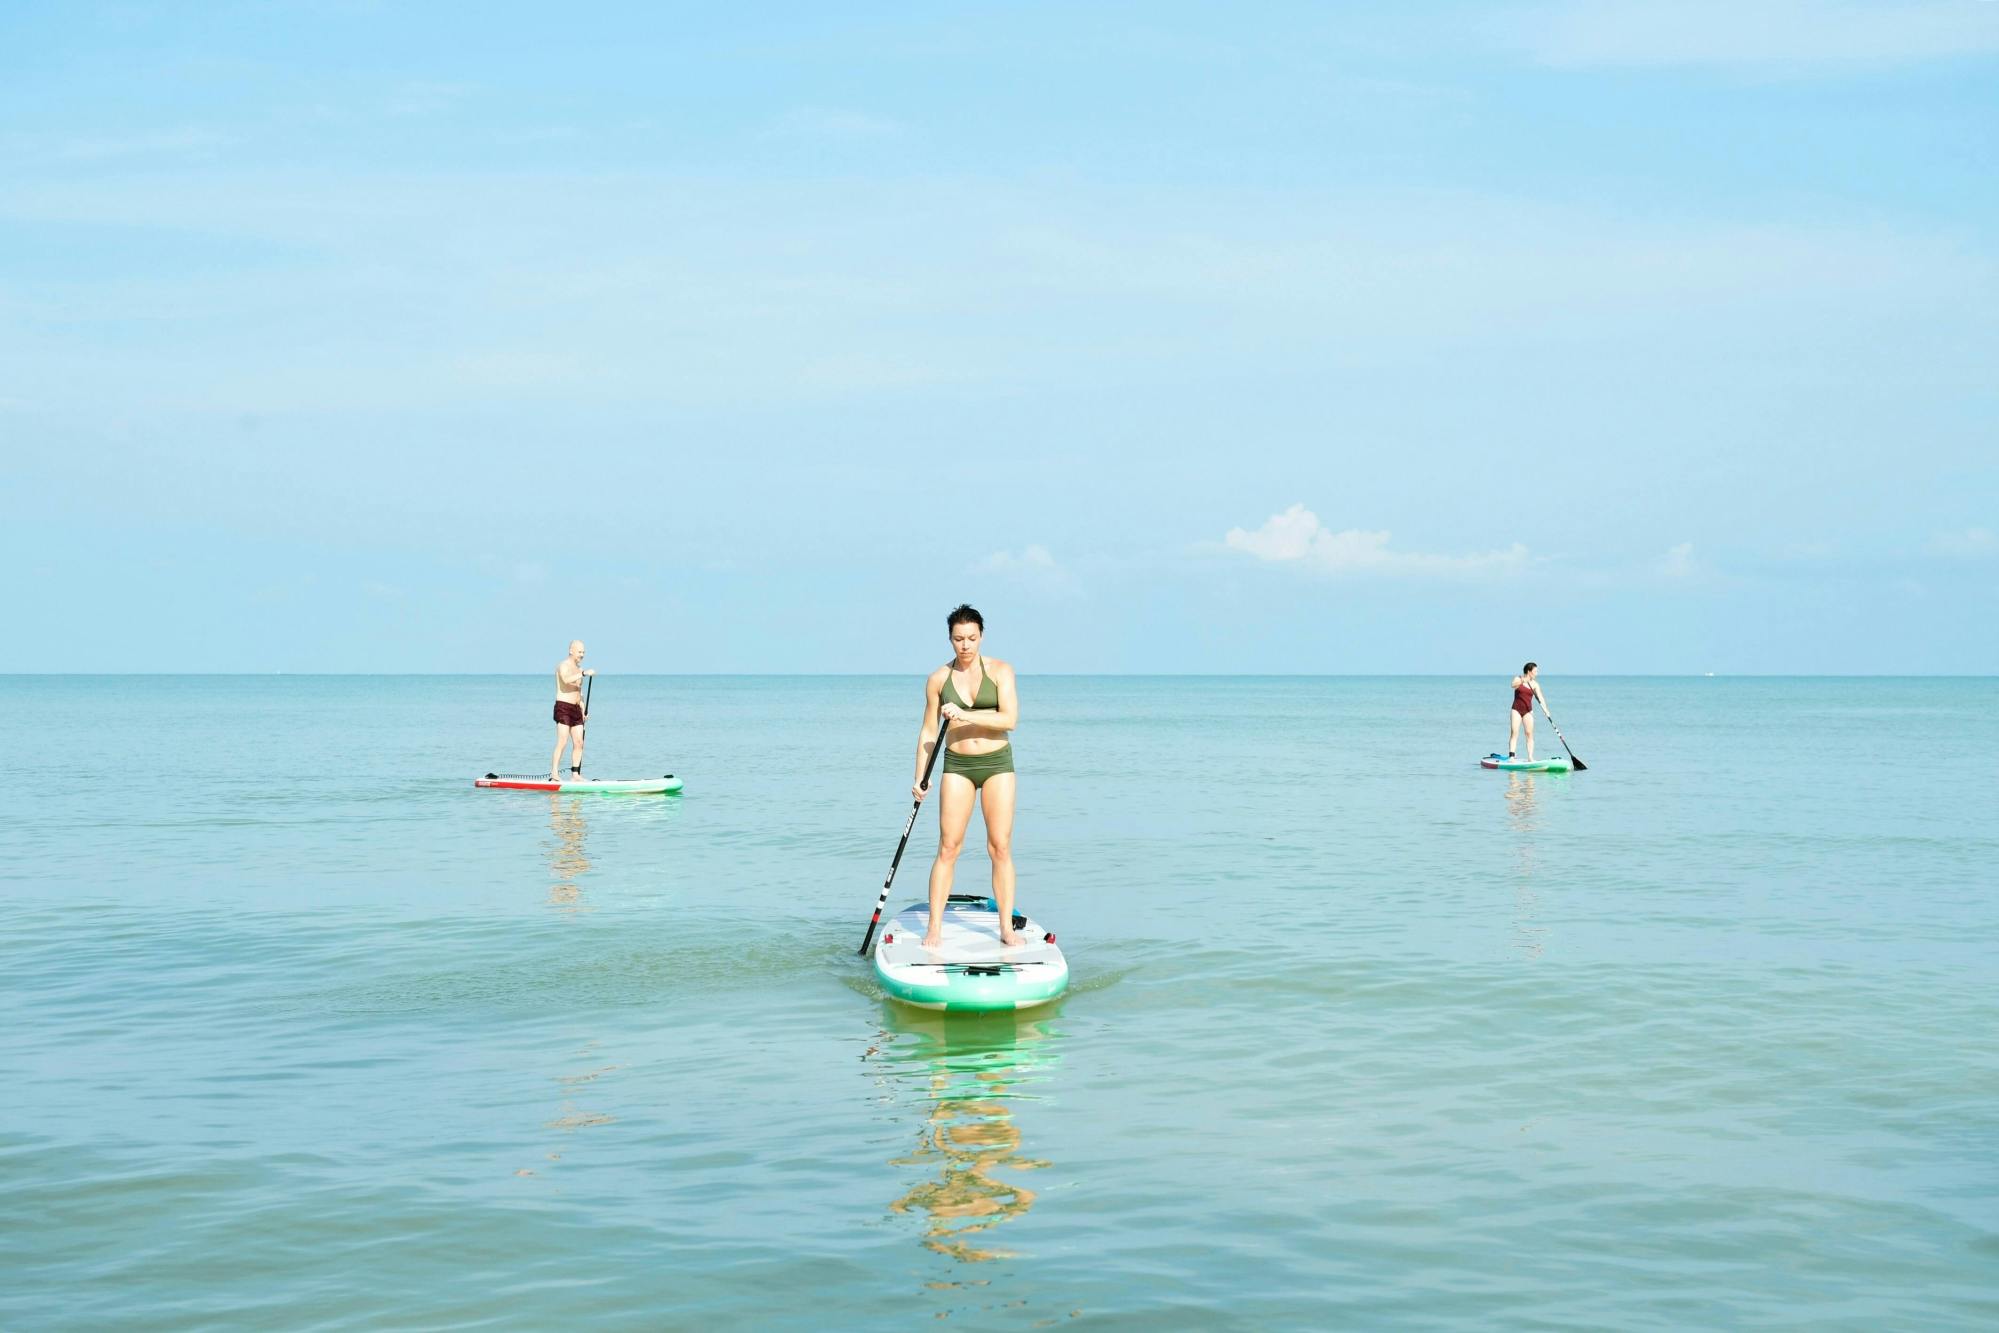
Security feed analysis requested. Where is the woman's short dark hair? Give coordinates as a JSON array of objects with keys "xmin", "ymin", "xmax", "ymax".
[
  {"xmin": 948, "ymin": 604, "xmax": 984, "ymax": 632},
  {"xmin": 1522, "ymin": 661, "xmax": 1537, "ymax": 674}
]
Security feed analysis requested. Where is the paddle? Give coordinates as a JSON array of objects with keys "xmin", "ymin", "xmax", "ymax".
[
  {"xmin": 1539, "ymin": 699, "xmax": 1587, "ymax": 771},
  {"xmin": 859, "ymin": 716, "xmax": 950, "ymax": 957},
  {"xmin": 575, "ymin": 673, "xmax": 593, "ymax": 775}
]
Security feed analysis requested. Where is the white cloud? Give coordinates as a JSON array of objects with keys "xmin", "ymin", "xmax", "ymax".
[
  {"xmin": 1221, "ymin": 505, "xmax": 1530, "ymax": 577},
  {"xmin": 975, "ymin": 544, "xmax": 1060, "ymax": 574},
  {"xmin": 493, "ymin": 126, "xmax": 583, "ymax": 147},
  {"xmin": 796, "ymin": 351, "xmax": 948, "ymax": 392},
  {"xmin": 1659, "ymin": 541, "xmax": 1699, "ymax": 578},
  {"xmin": 972, "ymin": 544, "xmax": 1078, "ymax": 595},
  {"xmin": 1928, "ymin": 527, "xmax": 1995, "ymax": 559},
  {"xmin": 385, "ymin": 82, "xmax": 476, "ymax": 118},
  {"xmin": 0, "ymin": 162, "xmax": 1988, "ymax": 422},
  {"xmin": 1507, "ymin": 0, "xmax": 1999, "ymax": 68},
  {"xmin": 1, "ymin": 127, "xmax": 233, "ymax": 164},
  {"xmin": 766, "ymin": 107, "xmax": 907, "ymax": 141}
]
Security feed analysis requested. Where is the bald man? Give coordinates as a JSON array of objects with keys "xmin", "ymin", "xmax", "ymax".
[{"xmin": 550, "ymin": 640, "xmax": 596, "ymax": 781}]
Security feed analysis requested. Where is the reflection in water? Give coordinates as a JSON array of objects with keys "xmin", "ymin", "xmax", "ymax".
[
  {"xmin": 545, "ymin": 1039, "xmax": 620, "ymax": 1132},
  {"xmin": 870, "ymin": 1007, "xmax": 1060, "ymax": 1271},
  {"xmin": 1503, "ymin": 770, "xmax": 1540, "ymax": 832},
  {"xmin": 547, "ymin": 796, "xmax": 591, "ymax": 910},
  {"xmin": 516, "ymin": 1039, "xmax": 619, "ymax": 1181},
  {"xmin": 544, "ymin": 793, "xmax": 681, "ymax": 911},
  {"xmin": 1503, "ymin": 773, "xmax": 1546, "ymax": 960}
]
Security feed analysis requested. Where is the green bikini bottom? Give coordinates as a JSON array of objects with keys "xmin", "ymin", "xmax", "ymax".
[{"xmin": 942, "ymin": 743, "xmax": 1014, "ymax": 789}]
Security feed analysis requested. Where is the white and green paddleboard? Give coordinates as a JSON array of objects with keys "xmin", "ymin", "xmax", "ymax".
[
  {"xmin": 1480, "ymin": 754, "xmax": 1571, "ymax": 772},
  {"xmin": 873, "ymin": 895, "xmax": 1069, "ymax": 1013},
  {"xmin": 476, "ymin": 773, "xmax": 683, "ymax": 794}
]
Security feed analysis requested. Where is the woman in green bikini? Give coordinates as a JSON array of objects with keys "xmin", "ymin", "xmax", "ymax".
[{"xmin": 913, "ymin": 604, "xmax": 1021, "ymax": 949}]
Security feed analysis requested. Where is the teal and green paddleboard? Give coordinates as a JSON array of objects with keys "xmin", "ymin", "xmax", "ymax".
[
  {"xmin": 1480, "ymin": 754, "xmax": 1571, "ymax": 772},
  {"xmin": 873, "ymin": 895, "xmax": 1068, "ymax": 1013},
  {"xmin": 476, "ymin": 773, "xmax": 683, "ymax": 794}
]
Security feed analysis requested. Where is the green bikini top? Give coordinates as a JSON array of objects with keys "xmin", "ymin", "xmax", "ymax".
[{"xmin": 942, "ymin": 657, "xmax": 999, "ymax": 712}]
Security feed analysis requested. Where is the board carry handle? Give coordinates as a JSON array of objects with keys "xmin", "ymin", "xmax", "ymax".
[{"xmin": 933, "ymin": 896, "xmax": 1042, "ymax": 941}]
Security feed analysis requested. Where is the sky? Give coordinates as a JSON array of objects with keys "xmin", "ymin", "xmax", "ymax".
[{"xmin": 2, "ymin": 0, "xmax": 1994, "ymax": 674}]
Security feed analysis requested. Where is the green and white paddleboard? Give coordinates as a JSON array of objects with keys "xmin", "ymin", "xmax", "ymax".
[
  {"xmin": 1480, "ymin": 754, "xmax": 1571, "ymax": 772},
  {"xmin": 476, "ymin": 773, "xmax": 683, "ymax": 794},
  {"xmin": 873, "ymin": 895, "xmax": 1069, "ymax": 1013}
]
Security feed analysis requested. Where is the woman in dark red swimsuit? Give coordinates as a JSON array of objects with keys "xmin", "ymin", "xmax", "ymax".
[{"xmin": 1507, "ymin": 661, "xmax": 1545, "ymax": 760}]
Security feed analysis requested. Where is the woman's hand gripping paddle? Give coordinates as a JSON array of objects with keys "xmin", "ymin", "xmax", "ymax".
[
  {"xmin": 859, "ymin": 717, "xmax": 950, "ymax": 957},
  {"xmin": 1539, "ymin": 700, "xmax": 1587, "ymax": 771}
]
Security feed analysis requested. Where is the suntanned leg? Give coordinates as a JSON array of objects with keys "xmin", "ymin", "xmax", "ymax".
[
  {"xmin": 1508, "ymin": 710, "xmax": 1521, "ymax": 758},
  {"xmin": 924, "ymin": 773, "xmax": 976, "ymax": 947},
  {"xmin": 551, "ymin": 724, "xmax": 569, "ymax": 780},
  {"xmin": 981, "ymin": 771, "xmax": 1020, "ymax": 946},
  {"xmin": 1523, "ymin": 713, "xmax": 1535, "ymax": 761},
  {"xmin": 571, "ymin": 725, "xmax": 585, "ymax": 777}
]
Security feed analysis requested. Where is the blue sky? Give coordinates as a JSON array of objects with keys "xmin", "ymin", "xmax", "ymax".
[{"xmin": 3, "ymin": 1, "xmax": 1994, "ymax": 673}]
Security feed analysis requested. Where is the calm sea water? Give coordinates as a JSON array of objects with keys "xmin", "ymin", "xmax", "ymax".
[{"xmin": 4, "ymin": 675, "xmax": 1996, "ymax": 1329}]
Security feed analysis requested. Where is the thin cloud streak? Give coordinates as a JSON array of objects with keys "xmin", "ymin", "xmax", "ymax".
[
  {"xmin": 972, "ymin": 544, "xmax": 1079, "ymax": 596},
  {"xmin": 1927, "ymin": 527, "xmax": 1995, "ymax": 559},
  {"xmin": 764, "ymin": 106, "xmax": 909, "ymax": 141},
  {"xmin": 2, "ymin": 173, "xmax": 1988, "ymax": 418},
  {"xmin": 1506, "ymin": 0, "xmax": 1999, "ymax": 68},
  {"xmin": 1221, "ymin": 505, "xmax": 1530, "ymax": 578}
]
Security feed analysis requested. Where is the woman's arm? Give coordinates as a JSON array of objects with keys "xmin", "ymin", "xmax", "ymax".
[{"xmin": 913, "ymin": 674, "xmax": 944, "ymax": 788}]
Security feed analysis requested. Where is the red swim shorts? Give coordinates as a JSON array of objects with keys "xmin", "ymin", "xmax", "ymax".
[{"xmin": 553, "ymin": 701, "xmax": 585, "ymax": 727}]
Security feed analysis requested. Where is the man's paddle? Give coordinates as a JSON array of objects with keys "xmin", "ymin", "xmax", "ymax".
[
  {"xmin": 859, "ymin": 717, "xmax": 950, "ymax": 957},
  {"xmin": 1539, "ymin": 700, "xmax": 1587, "ymax": 771},
  {"xmin": 574, "ymin": 673, "xmax": 594, "ymax": 776}
]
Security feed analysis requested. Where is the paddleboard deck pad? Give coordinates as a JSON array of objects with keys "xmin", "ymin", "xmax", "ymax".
[
  {"xmin": 476, "ymin": 773, "xmax": 683, "ymax": 794},
  {"xmin": 873, "ymin": 895, "xmax": 1069, "ymax": 1013},
  {"xmin": 1480, "ymin": 754, "xmax": 1571, "ymax": 772}
]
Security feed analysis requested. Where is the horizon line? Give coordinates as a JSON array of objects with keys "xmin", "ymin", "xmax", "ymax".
[{"xmin": 11, "ymin": 672, "xmax": 1995, "ymax": 681}]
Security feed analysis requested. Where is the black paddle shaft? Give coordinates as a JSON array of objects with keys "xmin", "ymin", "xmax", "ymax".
[
  {"xmin": 1539, "ymin": 700, "xmax": 1587, "ymax": 771},
  {"xmin": 573, "ymin": 674, "xmax": 594, "ymax": 777},
  {"xmin": 858, "ymin": 717, "xmax": 950, "ymax": 957}
]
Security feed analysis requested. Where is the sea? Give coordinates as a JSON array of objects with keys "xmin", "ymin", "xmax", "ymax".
[{"xmin": 3, "ymin": 675, "xmax": 1995, "ymax": 1329}]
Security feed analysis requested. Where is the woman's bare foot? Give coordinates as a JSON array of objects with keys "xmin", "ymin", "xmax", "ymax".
[
  {"xmin": 999, "ymin": 930, "xmax": 1023, "ymax": 947},
  {"xmin": 921, "ymin": 934, "xmax": 943, "ymax": 949}
]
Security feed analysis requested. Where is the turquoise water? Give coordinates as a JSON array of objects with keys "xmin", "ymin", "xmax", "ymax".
[{"xmin": 4, "ymin": 675, "xmax": 1996, "ymax": 1329}]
